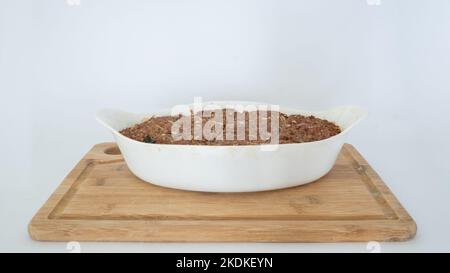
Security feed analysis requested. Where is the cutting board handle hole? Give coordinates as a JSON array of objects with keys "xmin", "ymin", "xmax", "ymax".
[{"xmin": 104, "ymin": 147, "xmax": 121, "ymax": 155}]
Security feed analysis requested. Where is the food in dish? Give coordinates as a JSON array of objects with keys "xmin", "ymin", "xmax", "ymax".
[{"xmin": 119, "ymin": 109, "xmax": 341, "ymax": 145}]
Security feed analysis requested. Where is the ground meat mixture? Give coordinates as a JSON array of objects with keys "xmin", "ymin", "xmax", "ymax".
[{"xmin": 120, "ymin": 109, "xmax": 341, "ymax": 145}]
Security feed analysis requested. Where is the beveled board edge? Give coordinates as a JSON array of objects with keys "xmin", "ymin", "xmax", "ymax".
[{"xmin": 28, "ymin": 143, "xmax": 416, "ymax": 242}]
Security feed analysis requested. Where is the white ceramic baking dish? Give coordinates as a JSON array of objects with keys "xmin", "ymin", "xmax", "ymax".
[{"xmin": 96, "ymin": 101, "xmax": 367, "ymax": 192}]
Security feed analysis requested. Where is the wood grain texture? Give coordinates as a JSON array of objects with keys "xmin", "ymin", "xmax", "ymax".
[{"xmin": 29, "ymin": 143, "xmax": 416, "ymax": 242}]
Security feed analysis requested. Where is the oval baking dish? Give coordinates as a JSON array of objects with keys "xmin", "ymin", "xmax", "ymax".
[{"xmin": 96, "ymin": 101, "xmax": 367, "ymax": 192}]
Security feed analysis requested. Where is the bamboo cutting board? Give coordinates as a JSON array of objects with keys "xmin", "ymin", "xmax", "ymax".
[{"xmin": 29, "ymin": 143, "xmax": 416, "ymax": 242}]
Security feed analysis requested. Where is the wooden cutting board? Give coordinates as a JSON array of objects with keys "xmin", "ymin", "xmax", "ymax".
[{"xmin": 29, "ymin": 143, "xmax": 416, "ymax": 242}]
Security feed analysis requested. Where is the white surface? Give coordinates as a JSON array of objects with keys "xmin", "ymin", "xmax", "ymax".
[
  {"xmin": 0, "ymin": 0, "xmax": 449, "ymax": 252},
  {"xmin": 97, "ymin": 104, "xmax": 366, "ymax": 192}
]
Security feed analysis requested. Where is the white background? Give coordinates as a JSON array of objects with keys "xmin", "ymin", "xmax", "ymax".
[{"xmin": 1, "ymin": 0, "xmax": 449, "ymax": 252}]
